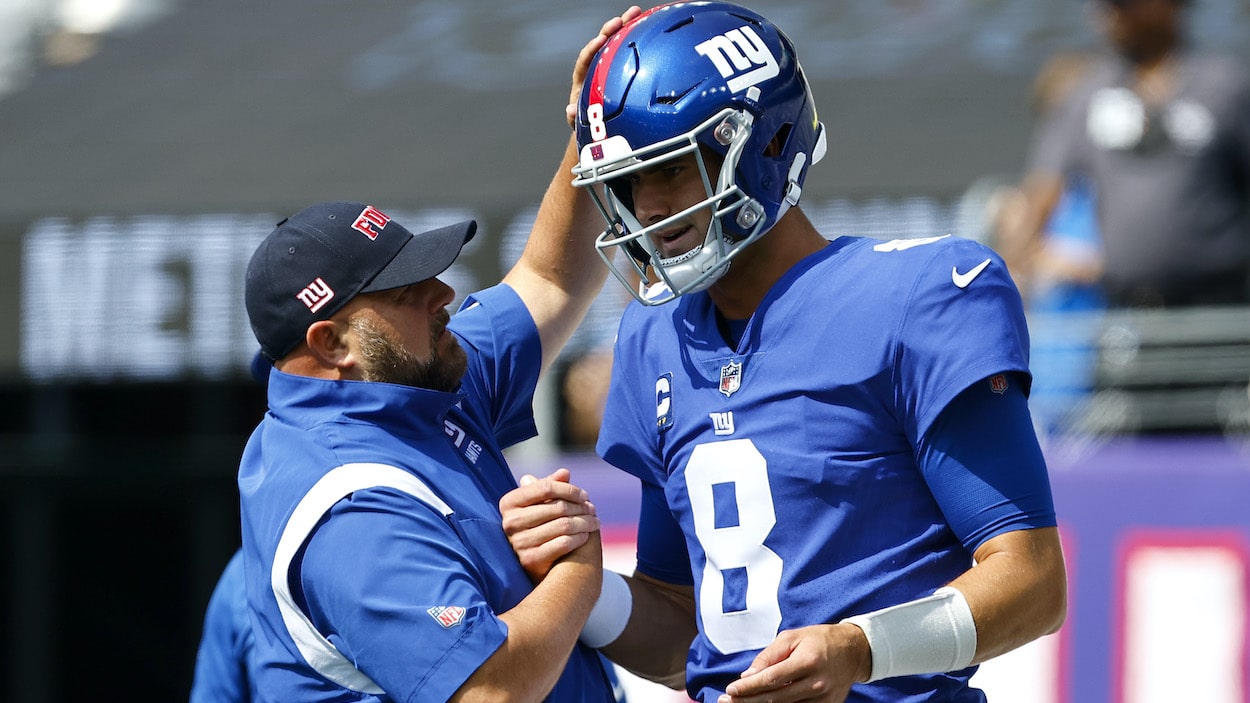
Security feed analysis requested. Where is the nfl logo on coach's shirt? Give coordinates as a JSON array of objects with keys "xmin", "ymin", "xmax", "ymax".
[
  {"xmin": 719, "ymin": 361, "xmax": 742, "ymax": 397},
  {"xmin": 427, "ymin": 605, "xmax": 466, "ymax": 629}
]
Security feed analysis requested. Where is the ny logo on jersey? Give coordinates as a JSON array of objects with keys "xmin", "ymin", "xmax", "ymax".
[
  {"xmin": 719, "ymin": 361, "xmax": 742, "ymax": 397},
  {"xmin": 694, "ymin": 26, "xmax": 779, "ymax": 94},
  {"xmin": 709, "ymin": 411, "xmax": 736, "ymax": 436},
  {"xmin": 656, "ymin": 373, "xmax": 674, "ymax": 433},
  {"xmin": 296, "ymin": 277, "xmax": 334, "ymax": 313}
]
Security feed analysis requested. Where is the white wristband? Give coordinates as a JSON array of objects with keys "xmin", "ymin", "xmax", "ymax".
[
  {"xmin": 842, "ymin": 586, "xmax": 977, "ymax": 682},
  {"xmin": 579, "ymin": 570, "xmax": 633, "ymax": 648}
]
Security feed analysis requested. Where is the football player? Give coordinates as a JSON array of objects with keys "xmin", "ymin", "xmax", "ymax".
[{"xmin": 504, "ymin": 3, "xmax": 1067, "ymax": 702}]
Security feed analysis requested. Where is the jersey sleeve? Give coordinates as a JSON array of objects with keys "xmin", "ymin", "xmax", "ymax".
[
  {"xmin": 634, "ymin": 480, "xmax": 694, "ymax": 586},
  {"xmin": 449, "ymin": 284, "xmax": 542, "ymax": 449},
  {"xmin": 596, "ymin": 307, "xmax": 667, "ymax": 485},
  {"xmin": 917, "ymin": 374, "xmax": 1058, "ymax": 553},
  {"xmin": 894, "ymin": 239, "xmax": 1032, "ymax": 445},
  {"xmin": 296, "ymin": 487, "xmax": 509, "ymax": 702}
]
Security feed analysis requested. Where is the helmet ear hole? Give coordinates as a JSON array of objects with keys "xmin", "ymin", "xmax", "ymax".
[{"xmin": 764, "ymin": 123, "xmax": 792, "ymax": 158}]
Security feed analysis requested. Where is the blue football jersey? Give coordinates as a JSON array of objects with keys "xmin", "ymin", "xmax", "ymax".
[{"xmin": 598, "ymin": 235, "xmax": 1050, "ymax": 702}]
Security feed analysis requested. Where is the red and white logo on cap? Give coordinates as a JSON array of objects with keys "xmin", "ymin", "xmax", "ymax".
[
  {"xmin": 352, "ymin": 205, "xmax": 390, "ymax": 240},
  {"xmin": 297, "ymin": 277, "xmax": 335, "ymax": 313}
]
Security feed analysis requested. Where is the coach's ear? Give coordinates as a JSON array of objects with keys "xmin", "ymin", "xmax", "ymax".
[{"xmin": 304, "ymin": 319, "xmax": 356, "ymax": 374}]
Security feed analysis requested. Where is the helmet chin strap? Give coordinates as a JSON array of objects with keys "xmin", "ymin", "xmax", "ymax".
[{"xmin": 657, "ymin": 222, "xmax": 731, "ymax": 295}]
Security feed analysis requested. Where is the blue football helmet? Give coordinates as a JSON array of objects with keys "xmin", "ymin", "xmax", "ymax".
[{"xmin": 573, "ymin": 1, "xmax": 826, "ymax": 305}]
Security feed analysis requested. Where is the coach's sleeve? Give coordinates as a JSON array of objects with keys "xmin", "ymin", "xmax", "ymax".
[
  {"xmin": 297, "ymin": 488, "xmax": 510, "ymax": 702},
  {"xmin": 450, "ymin": 284, "xmax": 543, "ymax": 449}
]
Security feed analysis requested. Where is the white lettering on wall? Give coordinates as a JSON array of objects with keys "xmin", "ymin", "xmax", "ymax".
[{"xmin": 19, "ymin": 209, "xmax": 481, "ymax": 381}]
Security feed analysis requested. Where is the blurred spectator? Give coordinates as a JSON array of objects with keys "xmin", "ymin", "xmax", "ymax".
[
  {"xmin": 998, "ymin": 50, "xmax": 1106, "ymax": 312},
  {"xmin": 990, "ymin": 51, "xmax": 1107, "ymax": 435},
  {"xmin": 1003, "ymin": 0, "xmax": 1250, "ymax": 309},
  {"xmin": 558, "ymin": 347, "xmax": 614, "ymax": 449}
]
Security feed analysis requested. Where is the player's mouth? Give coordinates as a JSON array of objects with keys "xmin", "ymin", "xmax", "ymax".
[{"xmin": 653, "ymin": 224, "xmax": 698, "ymax": 259}]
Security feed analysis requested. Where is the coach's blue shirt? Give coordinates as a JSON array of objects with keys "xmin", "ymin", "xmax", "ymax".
[
  {"xmin": 598, "ymin": 235, "xmax": 1058, "ymax": 702},
  {"xmin": 239, "ymin": 284, "xmax": 615, "ymax": 702}
]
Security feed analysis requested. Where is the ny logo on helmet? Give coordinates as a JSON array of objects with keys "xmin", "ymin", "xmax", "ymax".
[{"xmin": 694, "ymin": 25, "xmax": 779, "ymax": 93}]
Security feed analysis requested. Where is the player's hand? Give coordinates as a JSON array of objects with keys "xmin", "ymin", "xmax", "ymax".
[
  {"xmin": 499, "ymin": 468, "xmax": 600, "ymax": 583},
  {"xmin": 567, "ymin": 5, "xmax": 644, "ymax": 128},
  {"xmin": 717, "ymin": 623, "xmax": 871, "ymax": 703}
]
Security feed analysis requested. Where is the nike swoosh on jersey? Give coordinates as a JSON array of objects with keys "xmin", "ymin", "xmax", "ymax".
[
  {"xmin": 872, "ymin": 234, "xmax": 951, "ymax": 252},
  {"xmin": 952, "ymin": 258, "xmax": 992, "ymax": 288}
]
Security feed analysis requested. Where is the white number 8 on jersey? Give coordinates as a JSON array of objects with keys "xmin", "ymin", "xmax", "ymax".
[{"xmin": 685, "ymin": 439, "xmax": 783, "ymax": 652}]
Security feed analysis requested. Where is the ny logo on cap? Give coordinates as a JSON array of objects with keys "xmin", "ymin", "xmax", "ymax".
[
  {"xmin": 352, "ymin": 205, "xmax": 390, "ymax": 240},
  {"xmin": 297, "ymin": 276, "xmax": 335, "ymax": 313}
]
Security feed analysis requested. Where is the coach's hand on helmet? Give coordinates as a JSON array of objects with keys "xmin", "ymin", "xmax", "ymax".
[{"xmin": 567, "ymin": 6, "xmax": 643, "ymax": 128}]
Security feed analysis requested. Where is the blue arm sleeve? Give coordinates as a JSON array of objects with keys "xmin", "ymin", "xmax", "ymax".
[
  {"xmin": 917, "ymin": 373, "xmax": 1058, "ymax": 553},
  {"xmin": 189, "ymin": 549, "xmax": 255, "ymax": 703},
  {"xmin": 633, "ymin": 480, "xmax": 693, "ymax": 586}
]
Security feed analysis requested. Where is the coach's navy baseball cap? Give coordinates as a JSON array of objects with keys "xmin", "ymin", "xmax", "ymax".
[{"xmin": 245, "ymin": 200, "xmax": 476, "ymax": 362}]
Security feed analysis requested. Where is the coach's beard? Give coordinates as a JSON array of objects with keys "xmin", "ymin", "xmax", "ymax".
[{"xmin": 350, "ymin": 316, "xmax": 468, "ymax": 392}]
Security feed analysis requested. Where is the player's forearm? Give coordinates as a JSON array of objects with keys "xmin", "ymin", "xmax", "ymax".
[
  {"xmin": 451, "ymin": 542, "xmax": 603, "ymax": 702},
  {"xmin": 955, "ymin": 526, "xmax": 1068, "ymax": 664},
  {"xmin": 599, "ymin": 572, "xmax": 697, "ymax": 689},
  {"xmin": 520, "ymin": 134, "xmax": 605, "ymax": 288}
]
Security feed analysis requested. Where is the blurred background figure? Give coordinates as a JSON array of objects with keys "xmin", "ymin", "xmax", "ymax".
[
  {"xmin": 1008, "ymin": 50, "xmax": 1105, "ymax": 313},
  {"xmin": 559, "ymin": 347, "xmax": 615, "ymax": 450},
  {"xmin": 1000, "ymin": 0, "xmax": 1250, "ymax": 437},
  {"xmin": 1004, "ymin": 0, "xmax": 1250, "ymax": 310},
  {"xmin": 993, "ymin": 50, "xmax": 1107, "ymax": 436}
]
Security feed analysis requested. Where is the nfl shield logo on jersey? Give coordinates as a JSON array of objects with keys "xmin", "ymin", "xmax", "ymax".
[
  {"xmin": 428, "ymin": 605, "xmax": 466, "ymax": 629},
  {"xmin": 720, "ymin": 361, "xmax": 742, "ymax": 397},
  {"xmin": 989, "ymin": 374, "xmax": 1008, "ymax": 394}
]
